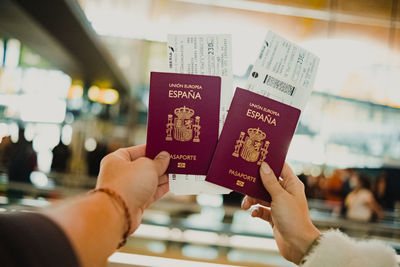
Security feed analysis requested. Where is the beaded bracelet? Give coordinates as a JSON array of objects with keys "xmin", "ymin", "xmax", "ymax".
[
  {"xmin": 88, "ymin": 188, "xmax": 132, "ymax": 248},
  {"xmin": 299, "ymin": 234, "xmax": 321, "ymax": 265}
]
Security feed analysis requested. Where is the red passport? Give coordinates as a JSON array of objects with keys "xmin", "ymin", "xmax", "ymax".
[
  {"xmin": 205, "ymin": 88, "xmax": 300, "ymax": 200},
  {"xmin": 146, "ymin": 72, "xmax": 221, "ymax": 174}
]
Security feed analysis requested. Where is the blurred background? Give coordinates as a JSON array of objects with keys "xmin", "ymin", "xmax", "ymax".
[{"xmin": 0, "ymin": 0, "xmax": 399, "ymax": 266}]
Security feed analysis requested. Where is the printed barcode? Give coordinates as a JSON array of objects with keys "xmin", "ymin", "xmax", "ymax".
[
  {"xmin": 168, "ymin": 46, "xmax": 174, "ymax": 69},
  {"xmin": 263, "ymin": 75, "xmax": 295, "ymax": 96}
]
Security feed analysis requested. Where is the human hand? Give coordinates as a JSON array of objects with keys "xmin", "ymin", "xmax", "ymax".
[
  {"xmin": 96, "ymin": 145, "xmax": 170, "ymax": 232},
  {"xmin": 241, "ymin": 162, "xmax": 320, "ymax": 264}
]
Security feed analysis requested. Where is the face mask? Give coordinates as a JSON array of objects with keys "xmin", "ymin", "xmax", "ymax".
[{"xmin": 350, "ymin": 177, "xmax": 358, "ymax": 189}]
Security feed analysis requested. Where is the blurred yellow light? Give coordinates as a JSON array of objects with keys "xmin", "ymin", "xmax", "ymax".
[
  {"xmin": 101, "ymin": 89, "xmax": 119, "ymax": 104},
  {"xmin": 88, "ymin": 86, "xmax": 119, "ymax": 104},
  {"xmin": 67, "ymin": 85, "xmax": 83, "ymax": 99},
  {"xmin": 88, "ymin": 86, "xmax": 100, "ymax": 101}
]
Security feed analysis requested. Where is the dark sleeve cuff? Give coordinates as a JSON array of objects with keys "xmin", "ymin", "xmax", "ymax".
[{"xmin": 0, "ymin": 212, "xmax": 80, "ymax": 267}]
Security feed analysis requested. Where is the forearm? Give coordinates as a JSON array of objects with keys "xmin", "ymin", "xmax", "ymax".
[
  {"xmin": 38, "ymin": 146, "xmax": 169, "ymax": 266},
  {"xmin": 43, "ymin": 193, "xmax": 135, "ymax": 267}
]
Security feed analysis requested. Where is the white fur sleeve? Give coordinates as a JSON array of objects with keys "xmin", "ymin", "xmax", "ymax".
[{"xmin": 301, "ymin": 229, "xmax": 397, "ymax": 267}]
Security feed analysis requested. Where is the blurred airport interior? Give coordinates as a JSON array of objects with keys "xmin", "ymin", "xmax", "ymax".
[{"xmin": 0, "ymin": 0, "xmax": 400, "ymax": 266}]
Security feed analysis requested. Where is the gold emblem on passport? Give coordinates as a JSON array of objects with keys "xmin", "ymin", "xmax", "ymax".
[
  {"xmin": 236, "ymin": 180, "xmax": 245, "ymax": 187},
  {"xmin": 177, "ymin": 162, "xmax": 186, "ymax": 168},
  {"xmin": 166, "ymin": 106, "xmax": 201, "ymax": 142},
  {"xmin": 232, "ymin": 127, "xmax": 270, "ymax": 165}
]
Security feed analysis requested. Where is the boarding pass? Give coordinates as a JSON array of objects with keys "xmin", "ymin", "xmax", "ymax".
[
  {"xmin": 247, "ymin": 31, "xmax": 319, "ymax": 111},
  {"xmin": 167, "ymin": 34, "xmax": 233, "ymax": 195}
]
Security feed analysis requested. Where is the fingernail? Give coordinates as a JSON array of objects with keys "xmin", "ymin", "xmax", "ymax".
[
  {"xmin": 156, "ymin": 151, "xmax": 170, "ymax": 159},
  {"xmin": 251, "ymin": 208, "xmax": 258, "ymax": 217},
  {"xmin": 261, "ymin": 162, "xmax": 271, "ymax": 174}
]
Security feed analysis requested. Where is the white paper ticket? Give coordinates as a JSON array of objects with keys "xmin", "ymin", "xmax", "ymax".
[
  {"xmin": 167, "ymin": 34, "xmax": 233, "ymax": 195},
  {"xmin": 247, "ymin": 31, "xmax": 319, "ymax": 111}
]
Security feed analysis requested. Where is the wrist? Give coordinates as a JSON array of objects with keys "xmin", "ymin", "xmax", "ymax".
[
  {"xmin": 89, "ymin": 188, "xmax": 133, "ymax": 248},
  {"xmin": 297, "ymin": 223, "xmax": 321, "ymax": 257},
  {"xmin": 129, "ymin": 205, "xmax": 143, "ymax": 234},
  {"xmin": 91, "ymin": 191, "xmax": 126, "ymax": 235}
]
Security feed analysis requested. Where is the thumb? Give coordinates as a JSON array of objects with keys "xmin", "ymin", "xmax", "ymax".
[
  {"xmin": 260, "ymin": 162, "xmax": 285, "ymax": 199},
  {"xmin": 153, "ymin": 151, "xmax": 170, "ymax": 176}
]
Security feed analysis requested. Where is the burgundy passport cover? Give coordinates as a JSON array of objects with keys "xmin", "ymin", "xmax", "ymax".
[
  {"xmin": 205, "ymin": 88, "xmax": 300, "ymax": 200},
  {"xmin": 146, "ymin": 72, "xmax": 221, "ymax": 174}
]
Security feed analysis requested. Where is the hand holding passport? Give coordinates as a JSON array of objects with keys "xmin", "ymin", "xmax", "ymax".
[
  {"xmin": 146, "ymin": 31, "xmax": 319, "ymax": 200},
  {"xmin": 205, "ymin": 88, "xmax": 300, "ymax": 200},
  {"xmin": 146, "ymin": 72, "xmax": 221, "ymax": 175}
]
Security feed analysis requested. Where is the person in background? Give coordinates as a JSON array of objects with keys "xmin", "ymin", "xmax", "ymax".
[
  {"xmin": 345, "ymin": 172, "xmax": 382, "ymax": 222},
  {"xmin": 339, "ymin": 168, "xmax": 354, "ymax": 216},
  {"xmin": 340, "ymin": 168, "xmax": 353, "ymax": 200},
  {"xmin": 0, "ymin": 145, "xmax": 397, "ymax": 267},
  {"xmin": 0, "ymin": 135, "xmax": 13, "ymax": 173},
  {"xmin": 323, "ymin": 169, "xmax": 343, "ymax": 203},
  {"xmin": 7, "ymin": 129, "xmax": 37, "ymax": 183},
  {"xmin": 51, "ymin": 140, "xmax": 72, "ymax": 173},
  {"xmin": 304, "ymin": 174, "xmax": 324, "ymax": 199},
  {"xmin": 86, "ymin": 140, "xmax": 108, "ymax": 177},
  {"xmin": 375, "ymin": 171, "xmax": 390, "ymax": 209}
]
